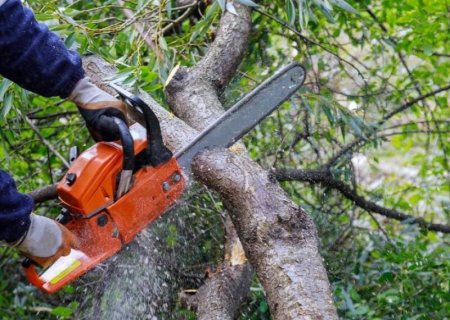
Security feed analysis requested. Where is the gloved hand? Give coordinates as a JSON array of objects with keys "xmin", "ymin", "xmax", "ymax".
[
  {"xmin": 15, "ymin": 214, "xmax": 79, "ymax": 268},
  {"xmin": 69, "ymin": 77, "xmax": 130, "ymax": 142}
]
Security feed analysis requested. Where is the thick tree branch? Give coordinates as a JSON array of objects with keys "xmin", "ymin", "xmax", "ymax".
[
  {"xmin": 193, "ymin": 150, "xmax": 338, "ymax": 318},
  {"xmin": 165, "ymin": 2, "xmax": 337, "ymax": 318},
  {"xmin": 274, "ymin": 168, "xmax": 450, "ymax": 233},
  {"xmin": 165, "ymin": 4, "xmax": 257, "ymax": 318},
  {"xmin": 166, "ymin": 3, "xmax": 252, "ymax": 128}
]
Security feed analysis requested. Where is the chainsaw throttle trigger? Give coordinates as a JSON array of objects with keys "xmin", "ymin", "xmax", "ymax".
[{"xmin": 109, "ymin": 84, "xmax": 172, "ymax": 167}]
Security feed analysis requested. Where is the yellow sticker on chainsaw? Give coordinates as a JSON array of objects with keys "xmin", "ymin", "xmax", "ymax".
[{"xmin": 49, "ymin": 259, "xmax": 81, "ymax": 285}]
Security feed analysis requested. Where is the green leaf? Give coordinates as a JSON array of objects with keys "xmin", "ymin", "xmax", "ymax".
[
  {"xmin": 258, "ymin": 300, "xmax": 269, "ymax": 313},
  {"xmin": 322, "ymin": 105, "xmax": 335, "ymax": 124},
  {"xmin": 298, "ymin": 0, "xmax": 306, "ymax": 29},
  {"xmin": 64, "ymin": 32, "xmax": 77, "ymax": 49},
  {"xmin": 330, "ymin": 0, "xmax": 358, "ymax": 14},
  {"xmin": 166, "ymin": 0, "xmax": 172, "ymax": 18},
  {"xmin": 349, "ymin": 117, "xmax": 366, "ymax": 138},
  {"xmin": 0, "ymin": 79, "xmax": 12, "ymax": 102},
  {"xmin": 352, "ymin": 304, "xmax": 369, "ymax": 315},
  {"xmin": 314, "ymin": 0, "xmax": 335, "ymax": 22},
  {"xmin": 216, "ymin": 0, "xmax": 226, "ymax": 11},
  {"xmin": 158, "ymin": 36, "xmax": 169, "ymax": 51},
  {"xmin": 205, "ymin": 1, "xmax": 219, "ymax": 20},
  {"xmin": 286, "ymin": 0, "xmax": 296, "ymax": 25},
  {"xmin": 236, "ymin": 0, "xmax": 258, "ymax": 7},
  {"xmin": 1, "ymin": 93, "xmax": 13, "ymax": 120},
  {"xmin": 51, "ymin": 306, "xmax": 73, "ymax": 318}
]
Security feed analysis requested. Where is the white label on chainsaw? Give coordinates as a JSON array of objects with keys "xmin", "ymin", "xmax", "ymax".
[
  {"xmin": 40, "ymin": 249, "xmax": 88, "ymax": 284},
  {"xmin": 130, "ymin": 123, "xmax": 146, "ymax": 141}
]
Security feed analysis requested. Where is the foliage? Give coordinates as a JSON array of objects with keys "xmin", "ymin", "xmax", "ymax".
[
  {"xmin": 0, "ymin": 0, "xmax": 448, "ymax": 319},
  {"xmin": 331, "ymin": 228, "xmax": 449, "ymax": 319}
]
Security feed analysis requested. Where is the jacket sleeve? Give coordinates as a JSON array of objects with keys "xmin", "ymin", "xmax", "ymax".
[
  {"xmin": 0, "ymin": 0, "xmax": 84, "ymax": 98},
  {"xmin": 0, "ymin": 170, "xmax": 33, "ymax": 243}
]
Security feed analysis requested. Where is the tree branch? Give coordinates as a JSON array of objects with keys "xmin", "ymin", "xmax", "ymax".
[
  {"xmin": 180, "ymin": 214, "xmax": 253, "ymax": 320},
  {"xmin": 274, "ymin": 168, "xmax": 450, "ymax": 233},
  {"xmin": 193, "ymin": 150, "xmax": 338, "ymax": 318},
  {"xmin": 161, "ymin": 5, "xmax": 197, "ymax": 36},
  {"xmin": 166, "ymin": 2, "xmax": 337, "ymax": 318},
  {"xmin": 23, "ymin": 115, "xmax": 70, "ymax": 168},
  {"xmin": 28, "ymin": 184, "xmax": 58, "ymax": 203},
  {"xmin": 328, "ymin": 83, "xmax": 450, "ymax": 165},
  {"xmin": 117, "ymin": 0, "xmax": 161, "ymax": 57}
]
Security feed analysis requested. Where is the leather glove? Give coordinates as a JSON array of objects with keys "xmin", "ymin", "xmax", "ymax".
[
  {"xmin": 69, "ymin": 77, "xmax": 130, "ymax": 142},
  {"xmin": 15, "ymin": 214, "xmax": 79, "ymax": 268}
]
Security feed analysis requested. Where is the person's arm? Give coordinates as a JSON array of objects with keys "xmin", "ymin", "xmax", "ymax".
[
  {"xmin": 0, "ymin": 170, "xmax": 33, "ymax": 243},
  {"xmin": 0, "ymin": 170, "xmax": 78, "ymax": 268},
  {"xmin": 0, "ymin": 0, "xmax": 84, "ymax": 98},
  {"xmin": 0, "ymin": 0, "xmax": 130, "ymax": 267},
  {"xmin": 0, "ymin": 0, "xmax": 129, "ymax": 141}
]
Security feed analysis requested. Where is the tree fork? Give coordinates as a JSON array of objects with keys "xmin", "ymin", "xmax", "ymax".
[{"xmin": 165, "ymin": 2, "xmax": 337, "ymax": 318}]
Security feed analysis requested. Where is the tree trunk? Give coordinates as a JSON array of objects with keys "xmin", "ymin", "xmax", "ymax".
[
  {"xmin": 192, "ymin": 150, "xmax": 337, "ymax": 319},
  {"xmin": 165, "ymin": 3, "xmax": 338, "ymax": 319}
]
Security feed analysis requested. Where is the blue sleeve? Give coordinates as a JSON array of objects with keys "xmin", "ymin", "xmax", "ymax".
[
  {"xmin": 0, "ymin": 170, "xmax": 33, "ymax": 243},
  {"xmin": 0, "ymin": 0, "xmax": 85, "ymax": 98}
]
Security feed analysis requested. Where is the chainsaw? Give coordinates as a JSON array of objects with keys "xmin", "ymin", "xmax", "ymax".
[{"xmin": 22, "ymin": 62, "xmax": 306, "ymax": 293}]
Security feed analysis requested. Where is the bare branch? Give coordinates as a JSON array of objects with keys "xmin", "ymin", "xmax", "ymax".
[
  {"xmin": 328, "ymin": 83, "xmax": 450, "ymax": 165},
  {"xmin": 161, "ymin": 5, "xmax": 197, "ymax": 35},
  {"xmin": 274, "ymin": 168, "xmax": 450, "ymax": 233},
  {"xmin": 117, "ymin": 0, "xmax": 161, "ymax": 57},
  {"xmin": 22, "ymin": 115, "xmax": 70, "ymax": 168},
  {"xmin": 28, "ymin": 184, "xmax": 58, "ymax": 203}
]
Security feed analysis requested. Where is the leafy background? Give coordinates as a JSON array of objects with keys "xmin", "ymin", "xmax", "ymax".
[{"xmin": 0, "ymin": 0, "xmax": 448, "ymax": 318}]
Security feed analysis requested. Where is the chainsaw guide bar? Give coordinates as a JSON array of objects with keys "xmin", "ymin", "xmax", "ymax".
[{"xmin": 22, "ymin": 62, "xmax": 306, "ymax": 293}]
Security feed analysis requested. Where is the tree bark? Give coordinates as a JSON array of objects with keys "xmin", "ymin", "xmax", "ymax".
[
  {"xmin": 165, "ymin": 2, "xmax": 337, "ymax": 319},
  {"xmin": 180, "ymin": 215, "xmax": 253, "ymax": 320},
  {"xmin": 192, "ymin": 150, "xmax": 337, "ymax": 319}
]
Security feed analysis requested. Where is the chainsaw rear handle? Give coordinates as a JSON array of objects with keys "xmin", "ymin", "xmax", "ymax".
[{"xmin": 22, "ymin": 261, "xmax": 45, "ymax": 288}]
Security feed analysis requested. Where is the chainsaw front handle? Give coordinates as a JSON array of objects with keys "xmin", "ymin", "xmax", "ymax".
[
  {"xmin": 111, "ymin": 116, "xmax": 135, "ymax": 198},
  {"xmin": 109, "ymin": 84, "xmax": 172, "ymax": 167}
]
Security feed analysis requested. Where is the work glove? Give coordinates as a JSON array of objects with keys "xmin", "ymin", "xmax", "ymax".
[
  {"xmin": 15, "ymin": 214, "xmax": 79, "ymax": 268},
  {"xmin": 69, "ymin": 77, "xmax": 130, "ymax": 142}
]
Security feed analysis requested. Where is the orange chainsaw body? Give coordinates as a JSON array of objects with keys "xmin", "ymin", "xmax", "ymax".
[{"xmin": 24, "ymin": 124, "xmax": 185, "ymax": 293}]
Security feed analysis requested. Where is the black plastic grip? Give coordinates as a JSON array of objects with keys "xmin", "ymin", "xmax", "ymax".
[{"xmin": 111, "ymin": 116, "xmax": 135, "ymax": 171}]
